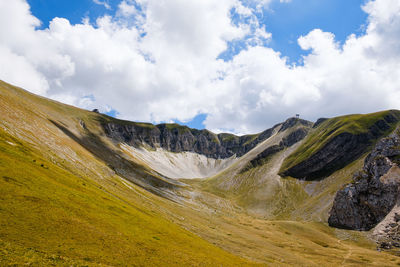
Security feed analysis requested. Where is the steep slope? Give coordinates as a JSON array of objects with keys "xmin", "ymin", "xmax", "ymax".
[
  {"xmin": 0, "ymin": 81, "xmax": 185, "ymax": 199},
  {"xmin": 329, "ymin": 127, "xmax": 400, "ymax": 230},
  {"xmin": 0, "ymin": 80, "xmax": 253, "ymax": 266},
  {"xmin": 0, "ymin": 128, "xmax": 253, "ymax": 266},
  {"xmin": 279, "ymin": 111, "xmax": 400, "ymax": 180}
]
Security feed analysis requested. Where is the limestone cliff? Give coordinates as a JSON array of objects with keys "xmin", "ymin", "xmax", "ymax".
[
  {"xmin": 102, "ymin": 117, "xmax": 312, "ymax": 159},
  {"xmin": 328, "ymin": 128, "xmax": 400, "ymax": 230}
]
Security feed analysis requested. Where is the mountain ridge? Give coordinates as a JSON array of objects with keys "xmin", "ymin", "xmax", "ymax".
[
  {"xmin": 102, "ymin": 115, "xmax": 313, "ymax": 159},
  {"xmin": 2, "ymin": 79, "xmax": 400, "ymax": 265}
]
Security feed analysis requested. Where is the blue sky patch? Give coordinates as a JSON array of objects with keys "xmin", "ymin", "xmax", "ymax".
[
  {"xmin": 261, "ymin": 0, "xmax": 368, "ymax": 63},
  {"xmin": 27, "ymin": 0, "xmax": 119, "ymax": 28},
  {"xmin": 173, "ymin": 113, "xmax": 207, "ymax": 130},
  {"xmin": 105, "ymin": 108, "xmax": 120, "ymax": 118}
]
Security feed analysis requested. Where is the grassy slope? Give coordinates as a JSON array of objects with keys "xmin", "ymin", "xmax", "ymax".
[
  {"xmin": 280, "ymin": 110, "xmax": 400, "ymax": 174},
  {"xmin": 0, "ymin": 81, "xmax": 253, "ymax": 266},
  {"xmin": 289, "ymin": 157, "xmax": 365, "ymax": 222}
]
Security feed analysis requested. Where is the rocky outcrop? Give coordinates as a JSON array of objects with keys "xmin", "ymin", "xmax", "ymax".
[
  {"xmin": 281, "ymin": 113, "xmax": 400, "ymax": 180},
  {"xmin": 279, "ymin": 118, "xmax": 313, "ymax": 132},
  {"xmin": 280, "ymin": 127, "xmax": 309, "ymax": 147},
  {"xmin": 328, "ymin": 128, "xmax": 400, "ymax": 230},
  {"xmin": 372, "ymin": 204, "xmax": 400, "ymax": 250},
  {"xmin": 102, "ymin": 117, "xmax": 313, "ymax": 159}
]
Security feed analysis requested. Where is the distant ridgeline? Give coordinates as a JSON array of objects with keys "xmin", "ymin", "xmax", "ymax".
[{"xmin": 101, "ymin": 116, "xmax": 312, "ymax": 159}]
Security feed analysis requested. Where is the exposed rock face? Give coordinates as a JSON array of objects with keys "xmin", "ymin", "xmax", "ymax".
[
  {"xmin": 328, "ymin": 128, "xmax": 400, "ymax": 230},
  {"xmin": 280, "ymin": 127, "xmax": 309, "ymax": 147},
  {"xmin": 281, "ymin": 113, "xmax": 400, "ymax": 180},
  {"xmin": 103, "ymin": 117, "xmax": 312, "ymax": 159},
  {"xmin": 241, "ymin": 126, "xmax": 310, "ymax": 172},
  {"xmin": 313, "ymin": 118, "xmax": 328, "ymax": 128}
]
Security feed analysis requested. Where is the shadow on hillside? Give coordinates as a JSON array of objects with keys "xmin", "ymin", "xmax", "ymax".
[{"xmin": 49, "ymin": 119, "xmax": 178, "ymax": 198}]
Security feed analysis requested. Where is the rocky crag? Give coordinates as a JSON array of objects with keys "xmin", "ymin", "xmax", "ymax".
[
  {"xmin": 102, "ymin": 117, "xmax": 312, "ymax": 159},
  {"xmin": 240, "ymin": 126, "xmax": 310, "ymax": 173},
  {"xmin": 328, "ymin": 127, "xmax": 400, "ymax": 230}
]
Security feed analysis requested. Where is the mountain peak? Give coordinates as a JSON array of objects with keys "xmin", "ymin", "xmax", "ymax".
[{"xmin": 279, "ymin": 117, "xmax": 313, "ymax": 132}]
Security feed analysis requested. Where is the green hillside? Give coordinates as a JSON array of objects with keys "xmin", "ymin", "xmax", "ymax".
[
  {"xmin": 279, "ymin": 110, "xmax": 400, "ymax": 178},
  {"xmin": 0, "ymin": 81, "xmax": 253, "ymax": 266}
]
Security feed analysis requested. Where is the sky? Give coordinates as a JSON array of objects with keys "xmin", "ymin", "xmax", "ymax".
[{"xmin": 0, "ymin": 0, "xmax": 399, "ymax": 134}]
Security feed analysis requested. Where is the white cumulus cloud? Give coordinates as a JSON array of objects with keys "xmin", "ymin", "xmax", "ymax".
[{"xmin": 0, "ymin": 0, "xmax": 399, "ymax": 134}]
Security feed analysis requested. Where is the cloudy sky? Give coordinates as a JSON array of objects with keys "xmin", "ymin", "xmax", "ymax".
[{"xmin": 0, "ymin": 0, "xmax": 399, "ymax": 134}]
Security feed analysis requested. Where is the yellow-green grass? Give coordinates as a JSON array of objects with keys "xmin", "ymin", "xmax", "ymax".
[
  {"xmin": 219, "ymin": 133, "xmax": 239, "ymax": 142},
  {"xmin": 144, "ymin": 194, "xmax": 400, "ymax": 266},
  {"xmin": 0, "ymin": 127, "xmax": 254, "ymax": 266},
  {"xmin": 0, "ymin": 80, "xmax": 255, "ymax": 265},
  {"xmin": 100, "ymin": 114, "xmax": 157, "ymax": 129},
  {"xmin": 280, "ymin": 110, "xmax": 400, "ymax": 175},
  {"xmin": 289, "ymin": 156, "xmax": 365, "ymax": 222}
]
